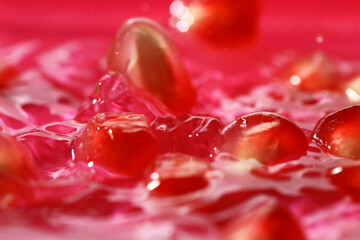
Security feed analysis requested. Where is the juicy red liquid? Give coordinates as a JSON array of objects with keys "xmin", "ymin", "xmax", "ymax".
[
  {"xmin": 151, "ymin": 114, "xmax": 224, "ymax": 158},
  {"xmin": 1, "ymin": 1, "xmax": 360, "ymax": 240}
]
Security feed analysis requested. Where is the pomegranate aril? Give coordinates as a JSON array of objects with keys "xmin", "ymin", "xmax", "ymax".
[
  {"xmin": 0, "ymin": 133, "xmax": 37, "ymax": 207},
  {"xmin": 222, "ymin": 112, "xmax": 308, "ymax": 164},
  {"xmin": 345, "ymin": 75, "xmax": 360, "ymax": 102},
  {"xmin": 222, "ymin": 204, "xmax": 306, "ymax": 240},
  {"xmin": 171, "ymin": 0, "xmax": 259, "ymax": 48},
  {"xmin": 75, "ymin": 112, "xmax": 158, "ymax": 177},
  {"xmin": 0, "ymin": 133, "xmax": 38, "ymax": 181},
  {"xmin": 151, "ymin": 114, "xmax": 224, "ymax": 158},
  {"xmin": 283, "ymin": 52, "xmax": 339, "ymax": 91},
  {"xmin": 107, "ymin": 18, "xmax": 197, "ymax": 114},
  {"xmin": 312, "ymin": 105, "xmax": 360, "ymax": 159},
  {"xmin": 146, "ymin": 153, "xmax": 209, "ymax": 196},
  {"xmin": 0, "ymin": 174, "xmax": 34, "ymax": 207},
  {"xmin": 328, "ymin": 166, "xmax": 360, "ymax": 201}
]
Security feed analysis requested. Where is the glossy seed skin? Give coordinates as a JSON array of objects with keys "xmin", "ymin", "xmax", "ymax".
[
  {"xmin": 75, "ymin": 112, "xmax": 159, "ymax": 177},
  {"xmin": 222, "ymin": 112, "xmax": 308, "ymax": 164},
  {"xmin": 107, "ymin": 18, "xmax": 197, "ymax": 114},
  {"xmin": 312, "ymin": 105, "xmax": 360, "ymax": 159}
]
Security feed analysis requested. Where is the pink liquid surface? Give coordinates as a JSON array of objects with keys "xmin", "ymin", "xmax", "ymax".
[{"xmin": 1, "ymin": 1, "xmax": 360, "ymax": 239}]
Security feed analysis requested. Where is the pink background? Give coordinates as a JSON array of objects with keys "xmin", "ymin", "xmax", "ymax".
[{"xmin": 1, "ymin": 0, "xmax": 360, "ymax": 73}]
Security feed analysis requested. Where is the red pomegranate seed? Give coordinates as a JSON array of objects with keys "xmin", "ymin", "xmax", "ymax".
[
  {"xmin": 0, "ymin": 175, "xmax": 34, "ymax": 207},
  {"xmin": 222, "ymin": 112, "xmax": 308, "ymax": 164},
  {"xmin": 312, "ymin": 105, "xmax": 360, "ymax": 159},
  {"xmin": 75, "ymin": 112, "xmax": 159, "ymax": 177},
  {"xmin": 170, "ymin": 0, "xmax": 259, "ymax": 47},
  {"xmin": 345, "ymin": 76, "xmax": 360, "ymax": 102},
  {"xmin": 0, "ymin": 133, "xmax": 37, "ymax": 207},
  {"xmin": 107, "ymin": 18, "xmax": 197, "ymax": 114},
  {"xmin": 0, "ymin": 133, "xmax": 38, "ymax": 181},
  {"xmin": 0, "ymin": 58, "xmax": 18, "ymax": 88},
  {"xmin": 328, "ymin": 166, "xmax": 360, "ymax": 201},
  {"xmin": 222, "ymin": 204, "xmax": 306, "ymax": 240},
  {"xmin": 146, "ymin": 153, "xmax": 209, "ymax": 196},
  {"xmin": 151, "ymin": 114, "xmax": 224, "ymax": 158},
  {"xmin": 283, "ymin": 52, "xmax": 339, "ymax": 91}
]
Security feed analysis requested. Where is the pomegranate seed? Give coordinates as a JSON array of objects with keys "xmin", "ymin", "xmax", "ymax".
[
  {"xmin": 0, "ymin": 133, "xmax": 37, "ymax": 207},
  {"xmin": 75, "ymin": 112, "xmax": 159, "ymax": 177},
  {"xmin": 146, "ymin": 153, "xmax": 209, "ymax": 196},
  {"xmin": 222, "ymin": 204, "xmax": 306, "ymax": 240},
  {"xmin": 312, "ymin": 105, "xmax": 360, "ymax": 159},
  {"xmin": 345, "ymin": 75, "xmax": 360, "ymax": 102},
  {"xmin": 328, "ymin": 166, "xmax": 360, "ymax": 201},
  {"xmin": 151, "ymin": 114, "xmax": 224, "ymax": 158},
  {"xmin": 0, "ymin": 58, "xmax": 18, "ymax": 88},
  {"xmin": 170, "ymin": 0, "xmax": 259, "ymax": 47},
  {"xmin": 0, "ymin": 133, "xmax": 38, "ymax": 181},
  {"xmin": 107, "ymin": 18, "xmax": 197, "ymax": 114},
  {"xmin": 222, "ymin": 112, "xmax": 308, "ymax": 164},
  {"xmin": 283, "ymin": 52, "xmax": 339, "ymax": 91},
  {"xmin": 0, "ymin": 175, "xmax": 34, "ymax": 207}
]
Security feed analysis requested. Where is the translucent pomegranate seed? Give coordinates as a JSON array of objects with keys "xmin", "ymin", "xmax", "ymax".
[
  {"xmin": 146, "ymin": 153, "xmax": 209, "ymax": 196},
  {"xmin": 312, "ymin": 105, "xmax": 360, "ymax": 159},
  {"xmin": 107, "ymin": 18, "xmax": 197, "ymax": 114},
  {"xmin": 151, "ymin": 114, "xmax": 224, "ymax": 158},
  {"xmin": 284, "ymin": 52, "xmax": 339, "ymax": 91},
  {"xmin": 345, "ymin": 76, "xmax": 360, "ymax": 102},
  {"xmin": 222, "ymin": 204, "xmax": 306, "ymax": 240},
  {"xmin": 328, "ymin": 166, "xmax": 360, "ymax": 201},
  {"xmin": 170, "ymin": 0, "xmax": 259, "ymax": 47},
  {"xmin": 222, "ymin": 112, "xmax": 308, "ymax": 164},
  {"xmin": 75, "ymin": 112, "xmax": 159, "ymax": 177},
  {"xmin": 0, "ymin": 58, "xmax": 18, "ymax": 88},
  {"xmin": 0, "ymin": 133, "xmax": 38, "ymax": 181}
]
